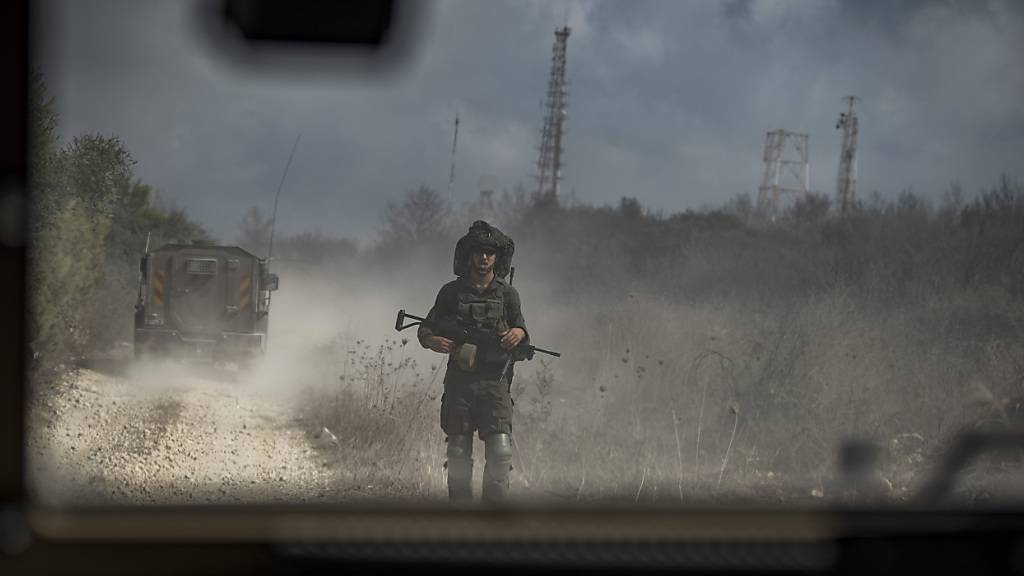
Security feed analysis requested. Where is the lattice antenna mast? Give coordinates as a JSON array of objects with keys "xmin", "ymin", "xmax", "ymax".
[
  {"xmin": 535, "ymin": 26, "xmax": 571, "ymax": 198},
  {"xmin": 447, "ymin": 112, "xmax": 460, "ymax": 206},
  {"xmin": 836, "ymin": 96, "xmax": 860, "ymax": 215},
  {"xmin": 757, "ymin": 129, "xmax": 810, "ymax": 219}
]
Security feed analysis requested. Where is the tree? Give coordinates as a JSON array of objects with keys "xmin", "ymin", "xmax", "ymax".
[
  {"xmin": 277, "ymin": 231, "xmax": 358, "ymax": 266},
  {"xmin": 27, "ymin": 73, "xmax": 212, "ymax": 376},
  {"xmin": 28, "ymin": 72, "xmax": 63, "ymax": 239},
  {"xmin": 237, "ymin": 206, "xmax": 273, "ymax": 257},
  {"xmin": 723, "ymin": 193, "xmax": 755, "ymax": 225},
  {"xmin": 28, "ymin": 73, "xmax": 60, "ymax": 190},
  {"xmin": 619, "ymin": 196, "xmax": 643, "ymax": 220},
  {"xmin": 382, "ymin": 185, "xmax": 450, "ymax": 244},
  {"xmin": 787, "ymin": 193, "xmax": 831, "ymax": 228},
  {"xmin": 28, "ymin": 76, "xmax": 117, "ymax": 375},
  {"xmin": 938, "ymin": 179, "xmax": 964, "ymax": 225},
  {"xmin": 150, "ymin": 205, "xmax": 211, "ymax": 246},
  {"xmin": 63, "ymin": 133, "xmax": 134, "ymax": 215},
  {"xmin": 495, "ymin": 183, "xmax": 531, "ymax": 228}
]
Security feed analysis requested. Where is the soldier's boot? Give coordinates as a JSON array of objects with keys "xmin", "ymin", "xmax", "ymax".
[
  {"xmin": 445, "ymin": 434, "xmax": 474, "ymax": 502},
  {"xmin": 481, "ymin": 433, "xmax": 513, "ymax": 503}
]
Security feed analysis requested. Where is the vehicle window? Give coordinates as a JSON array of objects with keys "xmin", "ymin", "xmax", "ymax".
[{"xmin": 26, "ymin": 0, "xmax": 1024, "ymax": 509}]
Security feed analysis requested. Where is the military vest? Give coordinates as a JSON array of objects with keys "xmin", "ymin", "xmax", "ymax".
[{"xmin": 456, "ymin": 282, "xmax": 510, "ymax": 365}]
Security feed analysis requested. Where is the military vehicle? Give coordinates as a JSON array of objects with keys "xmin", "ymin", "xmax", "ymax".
[{"xmin": 133, "ymin": 242, "xmax": 279, "ymax": 363}]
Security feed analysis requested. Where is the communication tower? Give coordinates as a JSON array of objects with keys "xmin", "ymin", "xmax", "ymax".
[
  {"xmin": 757, "ymin": 129, "xmax": 810, "ymax": 218},
  {"xmin": 447, "ymin": 112, "xmax": 460, "ymax": 206},
  {"xmin": 535, "ymin": 26, "xmax": 571, "ymax": 198},
  {"xmin": 835, "ymin": 96, "xmax": 860, "ymax": 215}
]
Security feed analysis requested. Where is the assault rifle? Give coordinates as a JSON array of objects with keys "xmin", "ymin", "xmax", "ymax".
[
  {"xmin": 395, "ymin": 310, "xmax": 560, "ymax": 361},
  {"xmin": 395, "ymin": 309, "xmax": 560, "ymax": 392}
]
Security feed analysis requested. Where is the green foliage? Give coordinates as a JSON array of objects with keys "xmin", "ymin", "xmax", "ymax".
[
  {"xmin": 28, "ymin": 73, "xmax": 60, "ymax": 196},
  {"xmin": 28, "ymin": 74, "xmax": 209, "ymax": 381},
  {"xmin": 30, "ymin": 195, "xmax": 110, "ymax": 372},
  {"xmin": 63, "ymin": 134, "xmax": 134, "ymax": 215},
  {"xmin": 28, "ymin": 75, "xmax": 115, "ymax": 378}
]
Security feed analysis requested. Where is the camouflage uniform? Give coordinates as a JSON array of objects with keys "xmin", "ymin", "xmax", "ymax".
[{"xmin": 418, "ymin": 222, "xmax": 528, "ymax": 502}]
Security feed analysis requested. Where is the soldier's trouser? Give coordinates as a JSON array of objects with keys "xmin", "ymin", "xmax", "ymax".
[
  {"xmin": 482, "ymin": 433, "xmax": 513, "ymax": 502},
  {"xmin": 446, "ymin": 434, "xmax": 474, "ymax": 501},
  {"xmin": 440, "ymin": 367, "xmax": 514, "ymax": 502}
]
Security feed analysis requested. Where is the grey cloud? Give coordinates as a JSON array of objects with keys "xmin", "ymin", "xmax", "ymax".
[
  {"xmin": 33, "ymin": 0, "xmax": 1024, "ymax": 242},
  {"xmin": 835, "ymin": 0, "xmax": 1024, "ymax": 37},
  {"xmin": 721, "ymin": 0, "xmax": 753, "ymax": 22}
]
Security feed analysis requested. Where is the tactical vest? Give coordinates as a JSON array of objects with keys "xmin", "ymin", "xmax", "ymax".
[{"xmin": 456, "ymin": 284, "xmax": 510, "ymax": 365}]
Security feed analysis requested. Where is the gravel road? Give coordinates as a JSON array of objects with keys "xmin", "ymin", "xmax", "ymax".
[
  {"xmin": 26, "ymin": 359, "xmax": 342, "ymax": 507},
  {"xmin": 25, "ymin": 358, "xmax": 1024, "ymax": 508}
]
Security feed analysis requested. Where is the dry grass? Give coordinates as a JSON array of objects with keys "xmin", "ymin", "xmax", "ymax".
[{"xmin": 295, "ymin": 283, "xmax": 1024, "ymax": 506}]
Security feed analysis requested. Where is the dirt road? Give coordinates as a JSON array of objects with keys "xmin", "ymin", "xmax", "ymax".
[
  {"xmin": 26, "ymin": 359, "xmax": 342, "ymax": 507},
  {"xmin": 25, "ymin": 357, "xmax": 1024, "ymax": 508}
]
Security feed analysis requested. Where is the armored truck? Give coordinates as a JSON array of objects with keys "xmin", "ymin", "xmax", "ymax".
[{"xmin": 134, "ymin": 243, "xmax": 279, "ymax": 363}]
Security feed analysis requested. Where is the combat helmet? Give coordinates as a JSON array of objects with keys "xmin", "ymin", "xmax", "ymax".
[{"xmin": 453, "ymin": 220, "xmax": 514, "ymax": 278}]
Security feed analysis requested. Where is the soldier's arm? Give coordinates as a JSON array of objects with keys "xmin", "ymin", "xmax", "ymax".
[
  {"xmin": 505, "ymin": 285, "xmax": 529, "ymax": 345},
  {"xmin": 417, "ymin": 284, "xmax": 453, "ymax": 348}
]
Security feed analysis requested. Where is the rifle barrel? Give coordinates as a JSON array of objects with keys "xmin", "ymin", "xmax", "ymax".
[{"xmin": 530, "ymin": 346, "xmax": 561, "ymax": 358}]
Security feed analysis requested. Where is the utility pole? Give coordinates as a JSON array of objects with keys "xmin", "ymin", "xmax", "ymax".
[
  {"xmin": 757, "ymin": 129, "xmax": 810, "ymax": 219},
  {"xmin": 447, "ymin": 112, "xmax": 460, "ymax": 206},
  {"xmin": 836, "ymin": 96, "xmax": 860, "ymax": 215},
  {"xmin": 535, "ymin": 26, "xmax": 571, "ymax": 198}
]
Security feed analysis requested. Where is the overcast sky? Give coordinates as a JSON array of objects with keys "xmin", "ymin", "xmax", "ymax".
[{"xmin": 33, "ymin": 0, "xmax": 1024, "ymax": 243}]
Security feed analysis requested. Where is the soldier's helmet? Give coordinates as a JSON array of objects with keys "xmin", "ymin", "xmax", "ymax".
[{"xmin": 453, "ymin": 220, "xmax": 514, "ymax": 278}]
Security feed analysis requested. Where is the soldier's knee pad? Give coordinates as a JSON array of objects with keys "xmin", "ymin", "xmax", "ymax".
[
  {"xmin": 446, "ymin": 435, "xmax": 474, "ymax": 502},
  {"xmin": 484, "ymin": 433, "xmax": 513, "ymax": 463},
  {"xmin": 446, "ymin": 434, "xmax": 474, "ymax": 461}
]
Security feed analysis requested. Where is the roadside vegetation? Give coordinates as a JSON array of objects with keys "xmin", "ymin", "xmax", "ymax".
[{"xmin": 27, "ymin": 73, "xmax": 211, "ymax": 384}]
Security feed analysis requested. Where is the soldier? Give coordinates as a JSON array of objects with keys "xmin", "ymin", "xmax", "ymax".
[{"xmin": 418, "ymin": 220, "xmax": 528, "ymax": 503}]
